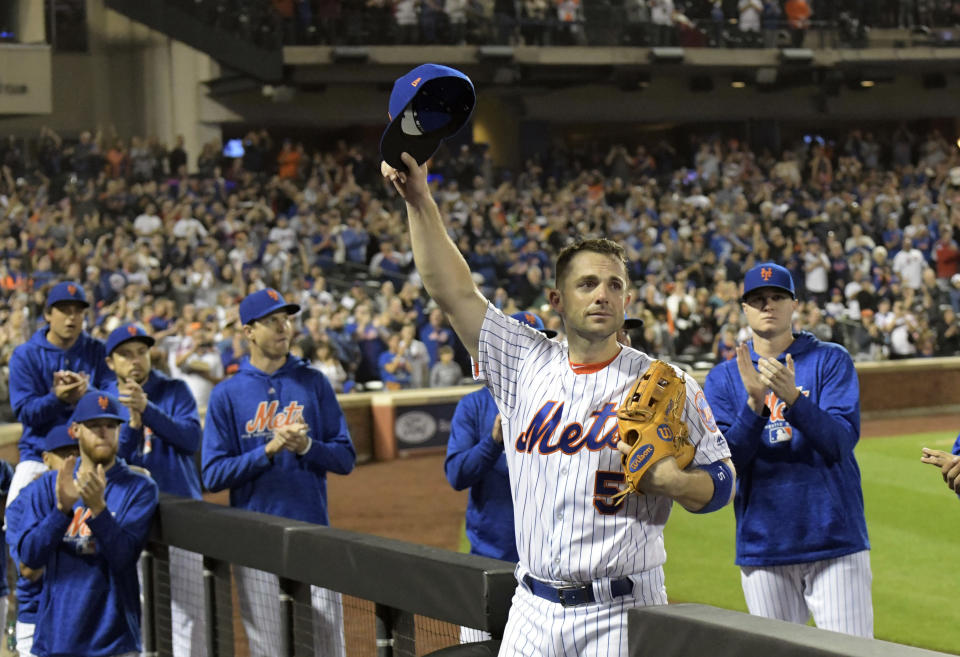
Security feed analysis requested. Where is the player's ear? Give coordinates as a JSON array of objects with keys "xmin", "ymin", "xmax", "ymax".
[{"xmin": 547, "ymin": 288, "xmax": 562, "ymax": 313}]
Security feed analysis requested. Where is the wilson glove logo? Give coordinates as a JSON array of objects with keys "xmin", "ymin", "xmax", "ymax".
[
  {"xmin": 628, "ymin": 444, "xmax": 655, "ymax": 473},
  {"xmin": 656, "ymin": 423, "xmax": 674, "ymax": 442}
]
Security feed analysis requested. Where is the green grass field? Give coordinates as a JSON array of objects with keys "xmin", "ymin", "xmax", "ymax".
[{"xmin": 663, "ymin": 430, "xmax": 960, "ymax": 655}]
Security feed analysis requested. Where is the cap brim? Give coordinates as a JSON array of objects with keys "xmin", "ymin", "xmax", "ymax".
[
  {"xmin": 245, "ymin": 303, "xmax": 301, "ymax": 325},
  {"xmin": 109, "ymin": 334, "xmax": 156, "ymax": 354},
  {"xmin": 48, "ymin": 298, "xmax": 90, "ymax": 309},
  {"xmin": 380, "ymin": 121, "xmax": 444, "ymax": 172},
  {"xmin": 76, "ymin": 413, "xmax": 125, "ymax": 423},
  {"xmin": 541, "ymin": 329, "xmax": 558, "ymax": 338},
  {"xmin": 622, "ymin": 319, "xmax": 645, "ymax": 330},
  {"xmin": 741, "ymin": 285, "xmax": 796, "ymax": 302}
]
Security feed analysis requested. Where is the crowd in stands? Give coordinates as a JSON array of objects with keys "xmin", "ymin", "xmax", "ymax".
[
  {"xmin": 1, "ymin": 120, "xmax": 960, "ymax": 416},
  {"xmin": 271, "ymin": 0, "xmax": 960, "ymax": 47}
]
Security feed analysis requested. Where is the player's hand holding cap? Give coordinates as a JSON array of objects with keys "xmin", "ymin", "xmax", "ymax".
[{"xmin": 380, "ymin": 63, "xmax": 476, "ymax": 171}]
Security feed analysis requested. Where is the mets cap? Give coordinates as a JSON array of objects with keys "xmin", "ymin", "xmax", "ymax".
[
  {"xmin": 106, "ymin": 323, "xmax": 156, "ymax": 355},
  {"xmin": 71, "ymin": 392, "xmax": 125, "ymax": 424},
  {"xmin": 46, "ymin": 281, "xmax": 89, "ymax": 309},
  {"xmin": 742, "ymin": 262, "xmax": 796, "ymax": 300},
  {"xmin": 380, "ymin": 63, "xmax": 476, "ymax": 171},
  {"xmin": 510, "ymin": 311, "xmax": 557, "ymax": 339},
  {"xmin": 239, "ymin": 288, "xmax": 301, "ymax": 325}
]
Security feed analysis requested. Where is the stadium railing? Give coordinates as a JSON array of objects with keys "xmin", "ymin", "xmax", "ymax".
[{"xmin": 143, "ymin": 495, "xmax": 516, "ymax": 657}]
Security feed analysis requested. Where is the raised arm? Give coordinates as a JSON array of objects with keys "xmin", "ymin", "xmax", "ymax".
[{"xmin": 382, "ymin": 152, "xmax": 487, "ymax": 359}]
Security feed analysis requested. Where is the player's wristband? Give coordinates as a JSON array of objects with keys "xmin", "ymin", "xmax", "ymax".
[{"xmin": 693, "ymin": 461, "xmax": 734, "ymax": 514}]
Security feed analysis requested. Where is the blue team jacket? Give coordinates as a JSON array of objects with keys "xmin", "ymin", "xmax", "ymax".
[
  {"xmin": 444, "ymin": 387, "xmax": 518, "ymax": 562},
  {"xmin": 14, "ymin": 460, "xmax": 158, "ymax": 657},
  {"xmin": 104, "ymin": 370, "xmax": 203, "ymax": 499},
  {"xmin": 201, "ymin": 356, "xmax": 356, "ymax": 524},
  {"xmin": 9, "ymin": 328, "xmax": 114, "ymax": 462},
  {"xmin": 703, "ymin": 331, "xmax": 870, "ymax": 567},
  {"xmin": 6, "ymin": 478, "xmax": 43, "ymax": 624}
]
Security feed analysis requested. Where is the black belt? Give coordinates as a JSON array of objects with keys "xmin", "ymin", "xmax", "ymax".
[{"xmin": 522, "ymin": 574, "xmax": 633, "ymax": 607}]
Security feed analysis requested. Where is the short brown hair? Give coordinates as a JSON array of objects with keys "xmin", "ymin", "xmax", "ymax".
[{"xmin": 554, "ymin": 239, "xmax": 628, "ymax": 287}]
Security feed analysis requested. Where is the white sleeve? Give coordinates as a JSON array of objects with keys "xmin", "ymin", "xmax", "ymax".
[
  {"xmin": 476, "ymin": 303, "xmax": 554, "ymax": 417},
  {"xmin": 682, "ymin": 374, "xmax": 732, "ymax": 467}
]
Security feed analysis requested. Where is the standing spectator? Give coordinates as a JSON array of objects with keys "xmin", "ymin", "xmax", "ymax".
[
  {"xmin": 761, "ymin": 0, "xmax": 780, "ymax": 47},
  {"xmin": 650, "ymin": 0, "xmax": 675, "ymax": 45},
  {"xmin": 378, "ymin": 333, "xmax": 413, "ymax": 390},
  {"xmin": 7, "ymin": 282, "xmax": 114, "ymax": 511},
  {"xmin": 703, "ymin": 263, "xmax": 873, "ymax": 638},
  {"xmin": 102, "ymin": 323, "xmax": 206, "ymax": 657},
  {"xmin": 933, "ymin": 228, "xmax": 960, "ymax": 282},
  {"xmin": 892, "ymin": 243, "xmax": 927, "ymax": 291},
  {"xmin": 420, "ymin": 307, "xmax": 456, "ymax": 366},
  {"xmin": 400, "ymin": 323, "xmax": 430, "ymax": 388},
  {"xmin": 803, "ymin": 237, "xmax": 830, "ymax": 305},
  {"xmin": 173, "ymin": 322, "xmax": 224, "ymax": 410},
  {"xmin": 10, "ymin": 392, "xmax": 159, "ymax": 657},
  {"xmin": 277, "ymin": 139, "xmax": 302, "ymax": 180},
  {"xmin": 738, "ymin": 0, "xmax": 763, "ymax": 45},
  {"xmin": 429, "ymin": 345, "xmax": 463, "ymax": 387},
  {"xmin": 201, "ymin": 289, "xmax": 356, "ymax": 657},
  {"xmin": 168, "ymin": 135, "xmax": 188, "ymax": 176},
  {"xmin": 784, "ymin": 0, "xmax": 810, "ymax": 47}
]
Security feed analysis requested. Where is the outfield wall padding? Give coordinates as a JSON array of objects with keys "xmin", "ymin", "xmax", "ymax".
[{"xmin": 628, "ymin": 604, "xmax": 954, "ymax": 657}]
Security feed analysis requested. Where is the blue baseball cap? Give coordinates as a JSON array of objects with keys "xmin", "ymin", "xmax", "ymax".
[
  {"xmin": 239, "ymin": 288, "xmax": 301, "ymax": 325},
  {"xmin": 70, "ymin": 391, "xmax": 125, "ymax": 424},
  {"xmin": 742, "ymin": 263, "xmax": 796, "ymax": 299},
  {"xmin": 510, "ymin": 311, "xmax": 557, "ymax": 339},
  {"xmin": 106, "ymin": 323, "xmax": 156, "ymax": 355},
  {"xmin": 380, "ymin": 63, "xmax": 476, "ymax": 171},
  {"xmin": 45, "ymin": 281, "xmax": 89, "ymax": 309},
  {"xmin": 44, "ymin": 424, "xmax": 77, "ymax": 452}
]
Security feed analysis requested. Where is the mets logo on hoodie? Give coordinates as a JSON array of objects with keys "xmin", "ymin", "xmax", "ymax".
[{"xmin": 244, "ymin": 400, "xmax": 305, "ymax": 436}]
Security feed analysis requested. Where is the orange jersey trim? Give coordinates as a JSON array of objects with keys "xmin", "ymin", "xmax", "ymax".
[{"xmin": 569, "ymin": 350, "xmax": 620, "ymax": 375}]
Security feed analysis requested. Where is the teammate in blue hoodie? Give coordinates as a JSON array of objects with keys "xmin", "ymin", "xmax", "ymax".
[
  {"xmin": 6, "ymin": 425, "xmax": 80, "ymax": 657},
  {"xmin": 7, "ymin": 282, "xmax": 114, "ymax": 506},
  {"xmin": 703, "ymin": 263, "xmax": 872, "ymax": 638},
  {"xmin": 202, "ymin": 288, "xmax": 355, "ymax": 657},
  {"xmin": 12, "ymin": 392, "xmax": 158, "ymax": 657},
  {"xmin": 101, "ymin": 323, "xmax": 206, "ymax": 657}
]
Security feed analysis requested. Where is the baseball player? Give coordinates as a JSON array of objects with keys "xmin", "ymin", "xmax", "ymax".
[
  {"xmin": 101, "ymin": 323, "xmax": 206, "ymax": 657},
  {"xmin": 6, "ymin": 425, "xmax": 80, "ymax": 657},
  {"xmin": 201, "ymin": 288, "xmax": 356, "ymax": 657},
  {"xmin": 10, "ymin": 391, "xmax": 159, "ymax": 657},
  {"xmin": 7, "ymin": 281, "xmax": 113, "ymax": 507},
  {"xmin": 384, "ymin": 153, "xmax": 734, "ymax": 657},
  {"xmin": 703, "ymin": 262, "xmax": 873, "ymax": 637}
]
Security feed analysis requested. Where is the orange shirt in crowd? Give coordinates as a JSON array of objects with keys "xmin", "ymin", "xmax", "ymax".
[
  {"xmin": 277, "ymin": 148, "xmax": 301, "ymax": 180},
  {"xmin": 785, "ymin": 0, "xmax": 811, "ymax": 28}
]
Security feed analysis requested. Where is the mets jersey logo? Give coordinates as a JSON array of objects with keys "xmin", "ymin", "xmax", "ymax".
[
  {"xmin": 245, "ymin": 400, "xmax": 305, "ymax": 434},
  {"xmin": 763, "ymin": 388, "xmax": 810, "ymax": 445},
  {"xmin": 695, "ymin": 391, "xmax": 719, "ymax": 433},
  {"xmin": 64, "ymin": 507, "xmax": 97, "ymax": 555},
  {"xmin": 514, "ymin": 401, "xmax": 620, "ymax": 455}
]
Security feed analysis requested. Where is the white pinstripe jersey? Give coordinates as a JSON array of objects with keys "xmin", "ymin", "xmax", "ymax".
[{"xmin": 477, "ymin": 304, "xmax": 731, "ymax": 584}]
